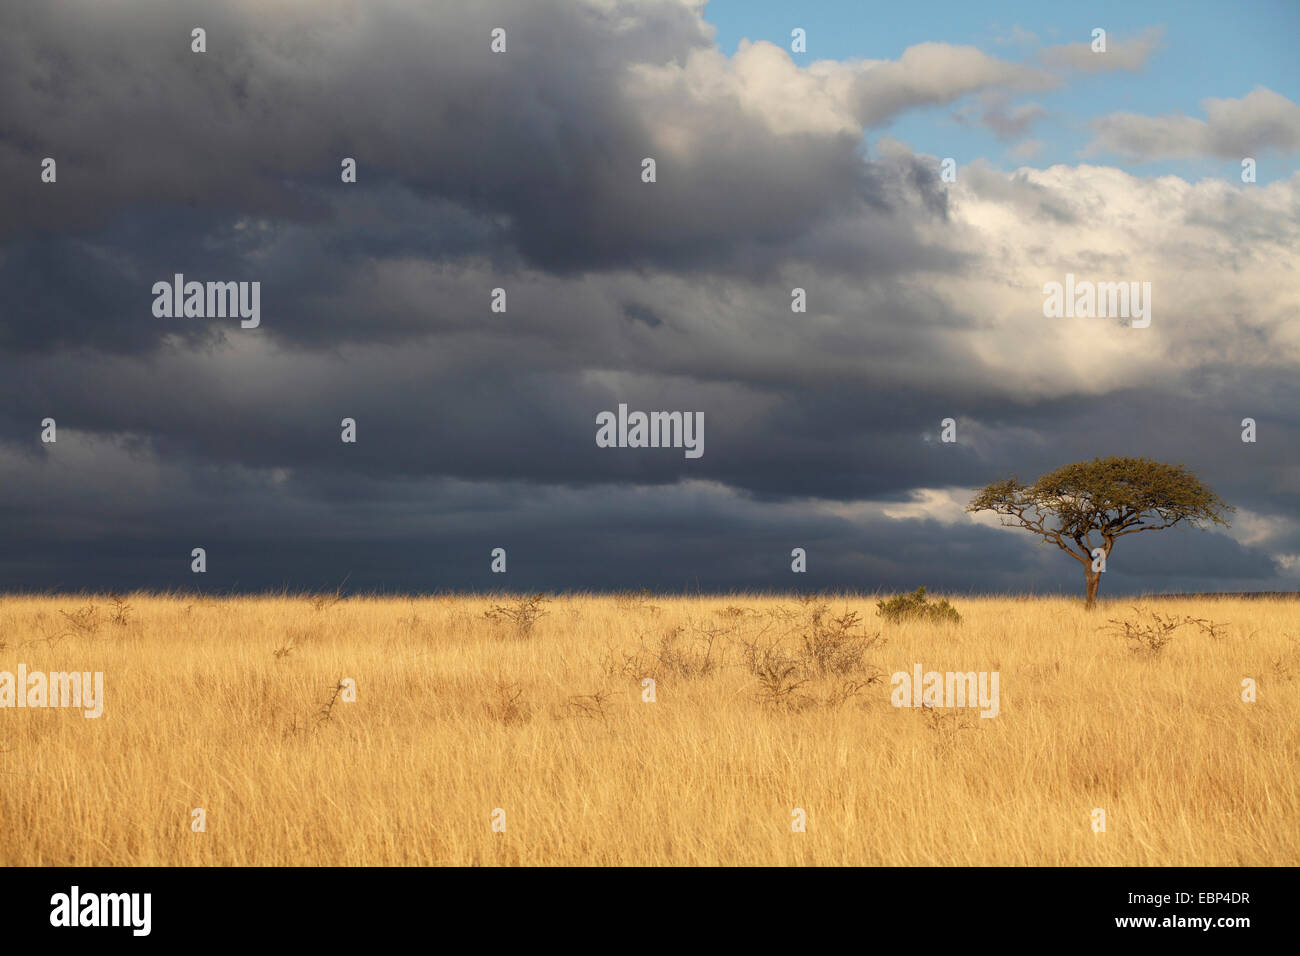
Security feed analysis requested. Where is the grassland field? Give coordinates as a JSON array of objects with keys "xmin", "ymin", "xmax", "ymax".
[{"xmin": 1, "ymin": 592, "xmax": 1296, "ymax": 866}]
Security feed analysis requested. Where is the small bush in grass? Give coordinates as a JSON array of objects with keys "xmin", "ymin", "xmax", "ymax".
[
  {"xmin": 60, "ymin": 604, "xmax": 100, "ymax": 635},
  {"xmin": 876, "ymin": 587, "xmax": 961, "ymax": 625},
  {"xmin": 484, "ymin": 593, "xmax": 549, "ymax": 638},
  {"xmin": 485, "ymin": 679, "xmax": 532, "ymax": 726},
  {"xmin": 798, "ymin": 605, "xmax": 884, "ymax": 675}
]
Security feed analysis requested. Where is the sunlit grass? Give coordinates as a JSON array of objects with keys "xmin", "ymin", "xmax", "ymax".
[{"xmin": 0, "ymin": 592, "xmax": 1295, "ymax": 865}]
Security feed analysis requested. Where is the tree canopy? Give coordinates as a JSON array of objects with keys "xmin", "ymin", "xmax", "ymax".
[{"xmin": 967, "ymin": 456, "xmax": 1233, "ymax": 606}]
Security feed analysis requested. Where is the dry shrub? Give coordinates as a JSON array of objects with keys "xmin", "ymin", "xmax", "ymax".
[
  {"xmin": 1105, "ymin": 608, "xmax": 1229, "ymax": 656},
  {"xmin": 653, "ymin": 624, "xmax": 723, "ymax": 679},
  {"xmin": 798, "ymin": 605, "xmax": 885, "ymax": 676},
  {"xmin": 603, "ymin": 621, "xmax": 727, "ymax": 686},
  {"xmin": 108, "ymin": 593, "xmax": 132, "ymax": 626},
  {"xmin": 752, "ymin": 649, "xmax": 810, "ymax": 710},
  {"xmin": 555, "ymin": 689, "xmax": 615, "ymax": 724},
  {"xmin": 309, "ymin": 590, "xmax": 345, "ymax": 612},
  {"xmin": 741, "ymin": 602, "xmax": 885, "ymax": 709},
  {"xmin": 60, "ymin": 604, "xmax": 100, "ymax": 635},
  {"xmin": 613, "ymin": 589, "xmax": 659, "ymax": 613},
  {"xmin": 484, "ymin": 679, "xmax": 532, "ymax": 726},
  {"xmin": 484, "ymin": 593, "xmax": 549, "ymax": 638},
  {"xmin": 1270, "ymin": 634, "xmax": 1300, "ymax": 681},
  {"xmin": 920, "ymin": 703, "xmax": 976, "ymax": 749}
]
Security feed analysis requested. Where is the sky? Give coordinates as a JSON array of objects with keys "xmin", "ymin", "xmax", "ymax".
[
  {"xmin": 708, "ymin": 0, "xmax": 1299, "ymax": 184},
  {"xmin": 0, "ymin": 0, "xmax": 1297, "ymax": 596}
]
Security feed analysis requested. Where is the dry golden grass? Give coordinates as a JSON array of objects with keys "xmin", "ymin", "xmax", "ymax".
[{"xmin": 1, "ymin": 591, "xmax": 1296, "ymax": 866}]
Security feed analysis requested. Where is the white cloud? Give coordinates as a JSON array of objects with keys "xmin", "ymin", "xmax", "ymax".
[
  {"xmin": 1038, "ymin": 26, "xmax": 1163, "ymax": 73},
  {"xmin": 626, "ymin": 38, "xmax": 1053, "ymax": 142},
  {"xmin": 816, "ymin": 488, "xmax": 1004, "ymax": 529},
  {"xmin": 1087, "ymin": 87, "xmax": 1300, "ymax": 160}
]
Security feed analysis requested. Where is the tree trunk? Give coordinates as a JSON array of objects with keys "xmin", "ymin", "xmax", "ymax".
[{"xmin": 1084, "ymin": 568, "xmax": 1101, "ymax": 609}]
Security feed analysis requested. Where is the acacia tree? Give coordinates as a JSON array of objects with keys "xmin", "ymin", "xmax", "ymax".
[{"xmin": 967, "ymin": 457, "xmax": 1233, "ymax": 608}]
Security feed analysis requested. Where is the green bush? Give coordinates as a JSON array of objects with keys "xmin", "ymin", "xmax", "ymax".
[{"xmin": 875, "ymin": 586, "xmax": 961, "ymax": 625}]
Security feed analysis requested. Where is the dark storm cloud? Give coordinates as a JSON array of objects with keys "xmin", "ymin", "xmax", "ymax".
[
  {"xmin": 0, "ymin": 0, "xmax": 702, "ymax": 237},
  {"xmin": 0, "ymin": 454, "xmax": 1278, "ymax": 595},
  {"xmin": 0, "ymin": 0, "xmax": 974, "ymax": 362},
  {"xmin": 0, "ymin": 0, "xmax": 955, "ymax": 274},
  {"xmin": 622, "ymin": 303, "xmax": 664, "ymax": 328}
]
